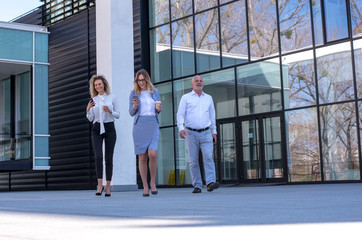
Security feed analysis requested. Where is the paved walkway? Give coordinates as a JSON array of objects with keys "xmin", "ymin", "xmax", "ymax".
[{"xmin": 1, "ymin": 183, "xmax": 362, "ymax": 239}]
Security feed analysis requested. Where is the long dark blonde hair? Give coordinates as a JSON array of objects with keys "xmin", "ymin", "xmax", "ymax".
[
  {"xmin": 133, "ymin": 69, "xmax": 155, "ymax": 94},
  {"xmin": 89, "ymin": 74, "xmax": 111, "ymax": 97}
]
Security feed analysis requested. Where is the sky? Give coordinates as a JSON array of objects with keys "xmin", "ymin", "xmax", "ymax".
[{"xmin": 0, "ymin": 0, "xmax": 42, "ymax": 22}]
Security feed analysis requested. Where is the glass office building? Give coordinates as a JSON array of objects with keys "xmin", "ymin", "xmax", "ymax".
[
  {"xmin": 0, "ymin": 21, "xmax": 49, "ymax": 171},
  {"xmin": 148, "ymin": 0, "xmax": 362, "ymax": 185}
]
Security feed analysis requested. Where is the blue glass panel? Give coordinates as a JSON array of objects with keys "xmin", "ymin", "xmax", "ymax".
[
  {"xmin": 35, "ymin": 159, "xmax": 49, "ymax": 166},
  {"xmin": 0, "ymin": 28, "xmax": 32, "ymax": 61},
  {"xmin": 34, "ymin": 64, "xmax": 49, "ymax": 134},
  {"xmin": 35, "ymin": 33, "xmax": 48, "ymax": 63},
  {"xmin": 312, "ymin": 0, "xmax": 323, "ymax": 45},
  {"xmin": 324, "ymin": 0, "xmax": 349, "ymax": 41},
  {"xmin": 35, "ymin": 136, "xmax": 49, "ymax": 157}
]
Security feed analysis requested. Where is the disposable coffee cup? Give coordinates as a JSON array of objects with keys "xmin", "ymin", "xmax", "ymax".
[{"xmin": 155, "ymin": 101, "xmax": 161, "ymax": 109}]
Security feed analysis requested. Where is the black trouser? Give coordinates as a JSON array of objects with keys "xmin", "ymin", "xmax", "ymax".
[{"xmin": 91, "ymin": 122, "xmax": 116, "ymax": 181}]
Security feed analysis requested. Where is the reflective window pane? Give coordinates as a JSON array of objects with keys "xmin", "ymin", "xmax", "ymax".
[
  {"xmin": 157, "ymin": 127, "xmax": 175, "ymax": 185},
  {"xmin": 174, "ymin": 127, "xmax": 192, "ymax": 186},
  {"xmin": 248, "ymin": 0, "xmax": 279, "ymax": 58},
  {"xmin": 264, "ymin": 116, "xmax": 283, "ymax": 179},
  {"xmin": 278, "ymin": 0, "xmax": 312, "ymax": 53},
  {"xmin": 35, "ymin": 33, "xmax": 48, "ymax": 63},
  {"xmin": 220, "ymin": 0, "xmax": 233, "ymax": 4},
  {"xmin": 282, "ymin": 50, "xmax": 316, "ymax": 109},
  {"xmin": 220, "ymin": 1, "xmax": 248, "ymax": 67},
  {"xmin": 156, "ymin": 82, "xmax": 173, "ymax": 127},
  {"xmin": 171, "ymin": 0, "xmax": 192, "ymax": 20},
  {"xmin": 195, "ymin": 9, "xmax": 220, "ymax": 73},
  {"xmin": 0, "ymin": 78, "xmax": 11, "ymax": 161},
  {"xmin": 172, "ymin": 17, "xmax": 195, "ymax": 78},
  {"xmin": 34, "ymin": 65, "xmax": 49, "ymax": 135},
  {"xmin": 200, "ymin": 68, "xmax": 236, "ymax": 119},
  {"xmin": 173, "ymin": 77, "xmax": 193, "ymax": 122},
  {"xmin": 324, "ymin": 0, "xmax": 349, "ymax": 41},
  {"xmin": 350, "ymin": 0, "xmax": 362, "ymax": 37},
  {"xmin": 219, "ymin": 123, "xmax": 237, "ymax": 180},
  {"xmin": 35, "ymin": 136, "xmax": 49, "ymax": 157},
  {"xmin": 316, "ymin": 42, "xmax": 354, "ymax": 104},
  {"xmin": 150, "ymin": 25, "xmax": 171, "ymax": 82},
  {"xmin": 237, "ymin": 58, "xmax": 282, "ymax": 115},
  {"xmin": 149, "ymin": 0, "xmax": 170, "ymax": 27},
  {"xmin": 15, "ymin": 72, "xmax": 31, "ymax": 160},
  {"xmin": 0, "ymin": 28, "xmax": 33, "ymax": 61},
  {"xmin": 194, "ymin": 0, "xmax": 217, "ymax": 12},
  {"xmin": 286, "ymin": 108, "xmax": 321, "ymax": 182},
  {"xmin": 320, "ymin": 103, "xmax": 359, "ymax": 181},
  {"xmin": 312, "ymin": 0, "xmax": 323, "ymax": 46},
  {"xmin": 354, "ymin": 39, "xmax": 362, "ymax": 98}
]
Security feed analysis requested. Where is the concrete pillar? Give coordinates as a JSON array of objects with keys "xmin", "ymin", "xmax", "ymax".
[{"xmin": 96, "ymin": 0, "xmax": 137, "ymax": 191}]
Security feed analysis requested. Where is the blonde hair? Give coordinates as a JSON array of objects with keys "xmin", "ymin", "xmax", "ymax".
[
  {"xmin": 133, "ymin": 69, "xmax": 155, "ymax": 94},
  {"xmin": 89, "ymin": 74, "xmax": 111, "ymax": 97}
]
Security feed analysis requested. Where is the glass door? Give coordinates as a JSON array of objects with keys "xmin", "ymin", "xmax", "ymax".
[
  {"xmin": 217, "ymin": 113, "xmax": 286, "ymax": 183},
  {"xmin": 242, "ymin": 118, "xmax": 260, "ymax": 180},
  {"xmin": 241, "ymin": 114, "xmax": 285, "ymax": 182}
]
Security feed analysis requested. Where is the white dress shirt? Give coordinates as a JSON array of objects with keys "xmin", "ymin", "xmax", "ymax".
[
  {"xmin": 86, "ymin": 93, "xmax": 120, "ymax": 133},
  {"xmin": 139, "ymin": 91, "xmax": 156, "ymax": 116},
  {"xmin": 177, "ymin": 90, "xmax": 217, "ymax": 134}
]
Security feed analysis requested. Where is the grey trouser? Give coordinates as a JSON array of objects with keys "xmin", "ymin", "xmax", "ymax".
[{"xmin": 185, "ymin": 129, "xmax": 216, "ymax": 189}]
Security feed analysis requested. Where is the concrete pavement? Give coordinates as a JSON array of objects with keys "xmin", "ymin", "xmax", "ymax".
[{"xmin": 1, "ymin": 183, "xmax": 362, "ymax": 239}]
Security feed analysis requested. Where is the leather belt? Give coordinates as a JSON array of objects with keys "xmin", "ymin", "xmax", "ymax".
[{"xmin": 185, "ymin": 126, "xmax": 210, "ymax": 132}]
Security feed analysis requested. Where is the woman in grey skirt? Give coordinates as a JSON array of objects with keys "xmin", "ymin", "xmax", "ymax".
[{"xmin": 129, "ymin": 69, "xmax": 162, "ymax": 197}]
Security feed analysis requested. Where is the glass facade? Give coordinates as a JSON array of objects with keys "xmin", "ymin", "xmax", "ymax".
[
  {"xmin": 148, "ymin": 0, "xmax": 362, "ymax": 185},
  {"xmin": 0, "ymin": 23, "xmax": 49, "ymax": 170}
]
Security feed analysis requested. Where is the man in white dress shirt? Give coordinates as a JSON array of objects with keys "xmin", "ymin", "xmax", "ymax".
[{"xmin": 177, "ymin": 75, "xmax": 219, "ymax": 193}]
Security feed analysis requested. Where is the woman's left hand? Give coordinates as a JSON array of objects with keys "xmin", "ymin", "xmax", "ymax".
[
  {"xmin": 102, "ymin": 106, "xmax": 112, "ymax": 114},
  {"xmin": 155, "ymin": 102, "xmax": 162, "ymax": 112}
]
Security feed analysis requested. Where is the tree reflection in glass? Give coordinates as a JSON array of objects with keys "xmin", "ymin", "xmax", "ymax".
[
  {"xmin": 248, "ymin": 0, "xmax": 279, "ymax": 58},
  {"xmin": 287, "ymin": 108, "xmax": 321, "ymax": 182},
  {"xmin": 323, "ymin": 0, "xmax": 348, "ymax": 41},
  {"xmin": 278, "ymin": 0, "xmax": 312, "ymax": 53},
  {"xmin": 316, "ymin": 42, "xmax": 354, "ymax": 104},
  {"xmin": 354, "ymin": 39, "xmax": 362, "ymax": 98},
  {"xmin": 172, "ymin": 17, "xmax": 195, "ymax": 78},
  {"xmin": 220, "ymin": 1, "xmax": 248, "ymax": 67},
  {"xmin": 312, "ymin": 0, "xmax": 323, "ymax": 46},
  {"xmin": 320, "ymin": 103, "xmax": 359, "ymax": 181},
  {"xmin": 150, "ymin": 25, "xmax": 171, "ymax": 82},
  {"xmin": 282, "ymin": 50, "xmax": 316, "ymax": 109},
  {"xmin": 195, "ymin": 8, "xmax": 220, "ymax": 73},
  {"xmin": 171, "ymin": 0, "xmax": 192, "ymax": 20},
  {"xmin": 149, "ymin": 0, "xmax": 169, "ymax": 27},
  {"xmin": 194, "ymin": 0, "xmax": 218, "ymax": 13},
  {"xmin": 350, "ymin": 0, "xmax": 362, "ymax": 37}
]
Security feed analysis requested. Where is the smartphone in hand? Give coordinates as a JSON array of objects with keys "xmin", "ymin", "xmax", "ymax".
[{"xmin": 133, "ymin": 95, "xmax": 138, "ymax": 100}]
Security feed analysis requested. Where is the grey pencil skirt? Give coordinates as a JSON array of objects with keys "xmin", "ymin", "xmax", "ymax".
[{"xmin": 133, "ymin": 115, "xmax": 160, "ymax": 155}]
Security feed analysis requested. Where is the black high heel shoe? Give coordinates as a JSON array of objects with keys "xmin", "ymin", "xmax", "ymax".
[
  {"xmin": 151, "ymin": 185, "xmax": 158, "ymax": 195},
  {"xmin": 95, "ymin": 186, "xmax": 104, "ymax": 196},
  {"xmin": 143, "ymin": 188, "xmax": 149, "ymax": 197}
]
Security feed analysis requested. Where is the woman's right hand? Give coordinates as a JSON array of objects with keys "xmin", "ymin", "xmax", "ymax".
[
  {"xmin": 86, "ymin": 99, "xmax": 95, "ymax": 112},
  {"xmin": 132, "ymin": 97, "xmax": 140, "ymax": 110}
]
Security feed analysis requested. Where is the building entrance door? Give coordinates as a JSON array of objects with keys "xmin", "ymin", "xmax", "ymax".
[{"xmin": 217, "ymin": 112, "xmax": 287, "ymax": 183}]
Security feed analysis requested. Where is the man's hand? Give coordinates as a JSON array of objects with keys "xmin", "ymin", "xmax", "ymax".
[
  {"xmin": 179, "ymin": 130, "xmax": 186, "ymax": 139},
  {"xmin": 212, "ymin": 134, "xmax": 217, "ymax": 144}
]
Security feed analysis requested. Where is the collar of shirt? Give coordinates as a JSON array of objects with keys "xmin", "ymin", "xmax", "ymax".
[{"xmin": 191, "ymin": 90, "xmax": 205, "ymax": 97}]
